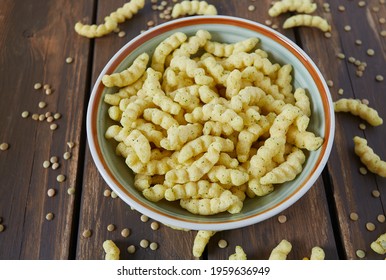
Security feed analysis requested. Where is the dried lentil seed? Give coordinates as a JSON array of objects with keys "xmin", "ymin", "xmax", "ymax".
[
  {"xmin": 140, "ymin": 214, "xmax": 149, "ymax": 222},
  {"xmin": 218, "ymin": 239, "xmax": 228, "ymax": 248},
  {"xmin": 380, "ymin": 17, "xmax": 386, "ymax": 24},
  {"xmin": 45, "ymin": 88, "xmax": 52, "ymax": 95},
  {"xmin": 377, "ymin": 214, "xmax": 386, "ymax": 223},
  {"xmin": 362, "ymin": 98, "xmax": 369, "ymax": 105},
  {"xmin": 45, "ymin": 212, "xmax": 54, "ymax": 220},
  {"xmin": 278, "ymin": 215, "xmax": 287, "ymax": 223},
  {"xmin": 63, "ymin": 152, "xmax": 71, "ymax": 160},
  {"xmin": 65, "ymin": 57, "xmax": 73, "ymax": 64},
  {"xmin": 56, "ymin": 174, "xmax": 66, "ymax": 183},
  {"xmin": 348, "ymin": 57, "xmax": 356, "ymax": 63},
  {"xmin": 118, "ymin": 31, "xmax": 126, "ymax": 37},
  {"xmin": 327, "ymin": 80, "xmax": 334, "ymax": 87},
  {"xmin": 121, "ymin": 228, "xmax": 130, "ymax": 238},
  {"xmin": 337, "ymin": 52, "xmax": 345, "ymax": 59},
  {"xmin": 50, "ymin": 156, "xmax": 58, "ymax": 163},
  {"xmin": 47, "ymin": 188, "xmax": 56, "ymax": 197},
  {"xmin": 0, "ymin": 224, "xmax": 4, "ymax": 232},
  {"xmin": 147, "ymin": 20, "xmax": 155, "ymax": 27},
  {"xmin": 357, "ymin": 65, "xmax": 366, "ymax": 71},
  {"xmin": 367, "ymin": 49, "xmax": 375, "ymax": 56},
  {"xmin": 38, "ymin": 114, "xmax": 45, "ymax": 121},
  {"xmin": 111, "ymin": 191, "xmax": 118, "ymax": 198},
  {"xmin": 0, "ymin": 143, "xmax": 9, "ymax": 151},
  {"xmin": 32, "ymin": 114, "xmax": 39, "ymax": 120},
  {"xmin": 103, "ymin": 189, "xmax": 111, "ymax": 197},
  {"xmin": 376, "ymin": 75, "xmax": 384, "ymax": 82},
  {"xmin": 140, "ymin": 239, "xmax": 149, "ymax": 248},
  {"xmin": 248, "ymin": 5, "xmax": 255, "ymax": 11},
  {"xmin": 21, "ymin": 111, "xmax": 29, "ymax": 118},
  {"xmin": 355, "ymin": 39, "xmax": 362, "ymax": 45},
  {"xmin": 67, "ymin": 142, "xmax": 75, "ymax": 149},
  {"xmin": 338, "ymin": 88, "xmax": 344, "ymax": 95},
  {"xmin": 46, "ymin": 116, "xmax": 54, "ymax": 123},
  {"xmin": 358, "ymin": 1, "xmax": 366, "ymax": 7},
  {"xmin": 350, "ymin": 212, "xmax": 359, "ymax": 221},
  {"xmin": 50, "ymin": 123, "xmax": 58, "ymax": 131},
  {"xmin": 51, "ymin": 162, "xmax": 60, "ymax": 170},
  {"xmin": 150, "ymin": 221, "xmax": 159, "ymax": 230},
  {"xmin": 107, "ymin": 224, "xmax": 116, "ymax": 232},
  {"xmin": 152, "ymin": 4, "xmax": 158, "ymax": 10},
  {"xmin": 43, "ymin": 160, "xmax": 50, "ymax": 168},
  {"xmin": 45, "ymin": 112, "xmax": 52, "ymax": 118},
  {"xmin": 359, "ymin": 123, "xmax": 367, "ymax": 130},
  {"xmin": 344, "ymin": 25, "xmax": 351, "ymax": 32},
  {"xmin": 324, "ymin": 32, "xmax": 332, "ymax": 38},
  {"xmin": 67, "ymin": 187, "xmax": 75, "ymax": 195},
  {"xmin": 265, "ymin": 19, "xmax": 272, "ymax": 26},
  {"xmin": 54, "ymin": 113, "xmax": 61, "ymax": 120},
  {"xmin": 82, "ymin": 229, "xmax": 92, "ymax": 238},
  {"xmin": 34, "ymin": 83, "xmax": 42, "ymax": 90},
  {"xmin": 338, "ymin": 5, "xmax": 345, "ymax": 11},
  {"xmin": 356, "ymin": 249, "xmax": 366, "ymax": 258},
  {"xmin": 356, "ymin": 70, "xmax": 363, "ymax": 77},
  {"xmin": 127, "ymin": 245, "xmax": 136, "ymax": 254},
  {"xmin": 381, "ymin": 30, "xmax": 386, "ymax": 37},
  {"xmin": 372, "ymin": 190, "xmax": 381, "ymax": 197},
  {"xmin": 366, "ymin": 222, "xmax": 376, "ymax": 231},
  {"xmin": 271, "ymin": 24, "xmax": 278, "ymax": 29},
  {"xmin": 373, "ymin": 6, "xmax": 380, "ymax": 12},
  {"xmin": 359, "ymin": 166, "xmax": 368, "ymax": 174},
  {"xmin": 150, "ymin": 242, "xmax": 158, "ymax": 250},
  {"xmin": 43, "ymin": 84, "xmax": 50, "ymax": 90}
]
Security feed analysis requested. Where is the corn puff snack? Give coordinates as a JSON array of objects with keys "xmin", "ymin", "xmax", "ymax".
[
  {"xmin": 310, "ymin": 246, "xmax": 325, "ymax": 260},
  {"xmin": 283, "ymin": 15, "xmax": 331, "ymax": 32},
  {"xmin": 353, "ymin": 136, "xmax": 386, "ymax": 177},
  {"xmin": 102, "ymin": 30, "xmax": 324, "ymax": 217},
  {"xmin": 229, "ymin": 246, "xmax": 248, "ymax": 260},
  {"xmin": 269, "ymin": 0, "xmax": 317, "ymax": 17},
  {"xmin": 172, "ymin": 1, "xmax": 217, "ymax": 18},
  {"xmin": 370, "ymin": 233, "xmax": 386, "ymax": 255},
  {"xmin": 103, "ymin": 240, "xmax": 120, "ymax": 260},
  {"xmin": 334, "ymin": 98, "xmax": 383, "ymax": 126},
  {"xmin": 269, "ymin": 239, "xmax": 292, "ymax": 260},
  {"xmin": 75, "ymin": 0, "xmax": 145, "ymax": 38},
  {"xmin": 192, "ymin": 230, "xmax": 216, "ymax": 258}
]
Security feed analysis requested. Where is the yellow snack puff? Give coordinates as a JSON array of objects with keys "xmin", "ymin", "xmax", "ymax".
[
  {"xmin": 160, "ymin": 123, "xmax": 203, "ymax": 150},
  {"xmin": 139, "ymin": 157, "xmax": 176, "ymax": 176},
  {"xmin": 198, "ymin": 85, "xmax": 219, "ymax": 104},
  {"xmin": 225, "ymin": 69, "xmax": 242, "ymax": 99},
  {"xmin": 104, "ymin": 75, "xmax": 146, "ymax": 106},
  {"xmin": 269, "ymin": 0, "xmax": 317, "ymax": 17},
  {"xmin": 207, "ymin": 165, "xmax": 249, "ymax": 186},
  {"xmin": 204, "ymin": 37, "xmax": 259, "ymax": 58},
  {"xmin": 201, "ymin": 56, "xmax": 228, "ymax": 85},
  {"xmin": 294, "ymin": 88, "xmax": 311, "ymax": 117},
  {"xmin": 269, "ymin": 104, "xmax": 304, "ymax": 138},
  {"xmin": 124, "ymin": 145, "xmax": 145, "ymax": 174},
  {"xmin": 120, "ymin": 96, "xmax": 153, "ymax": 128},
  {"xmin": 283, "ymin": 15, "xmax": 331, "ymax": 32},
  {"xmin": 143, "ymin": 108, "xmax": 179, "ymax": 130},
  {"xmin": 103, "ymin": 240, "xmax": 120, "ymax": 260},
  {"xmin": 123, "ymin": 129, "xmax": 151, "ymax": 164},
  {"xmin": 218, "ymin": 153, "xmax": 239, "ymax": 169},
  {"xmin": 170, "ymin": 55, "xmax": 214, "ymax": 85},
  {"xmin": 353, "ymin": 136, "xmax": 386, "ymax": 177},
  {"xmin": 142, "ymin": 184, "xmax": 168, "ymax": 202},
  {"xmin": 153, "ymin": 93, "xmax": 182, "ymax": 115},
  {"xmin": 173, "ymin": 88, "xmax": 201, "ymax": 113},
  {"xmin": 287, "ymin": 126, "xmax": 323, "ymax": 151},
  {"xmin": 172, "ymin": 0, "xmax": 217, "ymax": 18},
  {"xmin": 202, "ymin": 103, "xmax": 244, "ymax": 132},
  {"xmin": 248, "ymin": 178, "xmax": 274, "ymax": 197},
  {"xmin": 203, "ymin": 121, "xmax": 234, "ymax": 136},
  {"xmin": 229, "ymin": 246, "xmax": 247, "ymax": 260},
  {"xmin": 370, "ymin": 233, "xmax": 386, "ymax": 255},
  {"xmin": 177, "ymin": 135, "xmax": 234, "ymax": 163},
  {"xmin": 269, "ymin": 239, "xmax": 292, "ymax": 260},
  {"xmin": 134, "ymin": 173, "xmax": 151, "ymax": 191},
  {"xmin": 276, "ymin": 64, "xmax": 295, "ymax": 104},
  {"xmin": 165, "ymin": 180, "xmax": 225, "ymax": 201},
  {"xmin": 172, "ymin": 29, "xmax": 212, "ymax": 58},
  {"xmin": 229, "ymin": 86, "xmax": 265, "ymax": 112},
  {"xmin": 107, "ymin": 106, "xmax": 122, "ymax": 121},
  {"xmin": 105, "ymin": 125, "xmax": 123, "ymax": 140},
  {"xmin": 135, "ymin": 122, "xmax": 163, "ymax": 148},
  {"xmin": 102, "ymin": 53, "xmax": 149, "ymax": 87},
  {"xmin": 260, "ymin": 147, "xmax": 306, "ymax": 184},
  {"xmin": 334, "ymin": 98, "xmax": 383, "ymax": 126},
  {"xmin": 151, "ymin": 32, "xmax": 188, "ymax": 73},
  {"xmin": 192, "ymin": 230, "xmax": 216, "ymax": 258},
  {"xmin": 180, "ymin": 190, "xmax": 241, "ymax": 215},
  {"xmin": 310, "ymin": 246, "xmax": 326, "ymax": 260}
]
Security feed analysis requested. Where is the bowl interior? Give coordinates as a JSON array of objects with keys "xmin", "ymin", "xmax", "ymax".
[{"xmin": 89, "ymin": 16, "xmax": 333, "ymax": 230}]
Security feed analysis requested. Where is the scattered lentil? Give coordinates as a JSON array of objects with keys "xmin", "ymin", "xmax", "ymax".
[
  {"xmin": 379, "ymin": 17, "xmax": 386, "ymax": 24},
  {"xmin": 50, "ymin": 123, "xmax": 58, "ymax": 131},
  {"xmin": 43, "ymin": 84, "xmax": 51, "ymax": 90},
  {"xmin": 265, "ymin": 19, "xmax": 272, "ymax": 26},
  {"xmin": 358, "ymin": 123, "xmax": 366, "ymax": 130},
  {"xmin": 338, "ymin": 5, "xmax": 345, "ymax": 11},
  {"xmin": 356, "ymin": 249, "xmax": 366, "ymax": 259},
  {"xmin": 355, "ymin": 39, "xmax": 362, "ymax": 45},
  {"xmin": 32, "ymin": 114, "xmax": 39, "ymax": 120},
  {"xmin": 372, "ymin": 190, "xmax": 381, "ymax": 198},
  {"xmin": 147, "ymin": 20, "xmax": 155, "ymax": 27},
  {"xmin": 361, "ymin": 98, "xmax": 369, "ymax": 105},
  {"xmin": 53, "ymin": 113, "xmax": 61, "ymax": 120},
  {"xmin": 248, "ymin": 5, "xmax": 255, "ymax": 11},
  {"xmin": 349, "ymin": 212, "xmax": 359, "ymax": 221},
  {"xmin": 103, "ymin": 189, "xmax": 111, "ymax": 197},
  {"xmin": 358, "ymin": 1, "xmax": 366, "ymax": 7},
  {"xmin": 324, "ymin": 32, "xmax": 332, "ymax": 38},
  {"xmin": 127, "ymin": 245, "xmax": 136, "ymax": 254},
  {"xmin": 377, "ymin": 214, "xmax": 386, "ymax": 223},
  {"xmin": 67, "ymin": 187, "xmax": 75, "ymax": 195},
  {"xmin": 67, "ymin": 142, "xmax": 75, "ymax": 149},
  {"xmin": 46, "ymin": 116, "xmax": 54, "ymax": 123},
  {"xmin": 218, "ymin": 239, "xmax": 228, "ymax": 249},
  {"xmin": 51, "ymin": 162, "xmax": 60, "ymax": 170},
  {"xmin": 121, "ymin": 228, "xmax": 130, "ymax": 238},
  {"xmin": 356, "ymin": 70, "xmax": 363, "ymax": 77},
  {"xmin": 45, "ymin": 112, "xmax": 52, "ymax": 118},
  {"xmin": 348, "ymin": 57, "xmax": 356, "ymax": 63},
  {"xmin": 45, "ymin": 88, "xmax": 52, "ymax": 95},
  {"xmin": 111, "ymin": 191, "xmax": 118, "ymax": 198},
  {"xmin": 336, "ymin": 52, "xmax": 345, "ymax": 59},
  {"xmin": 152, "ymin": 4, "xmax": 158, "ymax": 10},
  {"xmin": 45, "ymin": 212, "xmax": 54, "ymax": 221},
  {"xmin": 63, "ymin": 152, "xmax": 71, "ymax": 160},
  {"xmin": 65, "ymin": 57, "xmax": 73, "ymax": 64},
  {"xmin": 150, "ymin": 221, "xmax": 159, "ymax": 230},
  {"xmin": 338, "ymin": 88, "xmax": 344, "ymax": 95},
  {"xmin": 271, "ymin": 24, "xmax": 278, "ymax": 29},
  {"xmin": 38, "ymin": 114, "xmax": 46, "ymax": 121},
  {"xmin": 107, "ymin": 224, "xmax": 116, "ymax": 232},
  {"xmin": 43, "ymin": 160, "xmax": 51, "ymax": 168},
  {"xmin": 140, "ymin": 214, "xmax": 149, "ymax": 222},
  {"xmin": 380, "ymin": 30, "xmax": 386, "ymax": 36},
  {"xmin": 327, "ymin": 80, "xmax": 334, "ymax": 87},
  {"xmin": 82, "ymin": 229, "xmax": 92, "ymax": 238},
  {"xmin": 21, "ymin": 111, "xmax": 29, "ymax": 118},
  {"xmin": 278, "ymin": 215, "xmax": 287, "ymax": 223},
  {"xmin": 0, "ymin": 224, "xmax": 4, "ymax": 232},
  {"xmin": 47, "ymin": 188, "xmax": 56, "ymax": 197},
  {"xmin": 56, "ymin": 174, "xmax": 66, "ymax": 183},
  {"xmin": 344, "ymin": 25, "xmax": 351, "ymax": 32},
  {"xmin": 366, "ymin": 222, "xmax": 376, "ymax": 231},
  {"xmin": 50, "ymin": 156, "xmax": 58, "ymax": 163},
  {"xmin": 34, "ymin": 83, "xmax": 42, "ymax": 90},
  {"xmin": 357, "ymin": 65, "xmax": 365, "ymax": 71},
  {"xmin": 359, "ymin": 166, "xmax": 368, "ymax": 175},
  {"xmin": 118, "ymin": 31, "xmax": 126, "ymax": 37},
  {"xmin": 366, "ymin": 49, "xmax": 375, "ymax": 56},
  {"xmin": 0, "ymin": 143, "xmax": 9, "ymax": 151},
  {"xmin": 373, "ymin": 6, "xmax": 380, "ymax": 12},
  {"xmin": 140, "ymin": 239, "xmax": 149, "ymax": 248},
  {"xmin": 375, "ymin": 75, "xmax": 384, "ymax": 82},
  {"xmin": 150, "ymin": 242, "xmax": 158, "ymax": 251}
]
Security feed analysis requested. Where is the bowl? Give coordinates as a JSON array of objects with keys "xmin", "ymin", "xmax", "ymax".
[{"xmin": 86, "ymin": 15, "xmax": 335, "ymax": 231}]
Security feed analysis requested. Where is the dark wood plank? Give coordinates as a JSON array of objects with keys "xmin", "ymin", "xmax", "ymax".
[
  {"xmin": 296, "ymin": 0, "xmax": 386, "ymax": 259},
  {"xmin": 0, "ymin": 0, "xmax": 94, "ymax": 259}
]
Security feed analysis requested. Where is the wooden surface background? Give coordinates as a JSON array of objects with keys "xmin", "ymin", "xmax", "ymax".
[{"xmin": 0, "ymin": 0, "xmax": 385, "ymax": 260}]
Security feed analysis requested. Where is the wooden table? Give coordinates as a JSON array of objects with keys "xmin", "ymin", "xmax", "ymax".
[{"xmin": 0, "ymin": 0, "xmax": 385, "ymax": 260}]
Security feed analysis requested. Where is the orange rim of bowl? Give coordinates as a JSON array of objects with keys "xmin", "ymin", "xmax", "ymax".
[{"xmin": 87, "ymin": 16, "xmax": 334, "ymax": 229}]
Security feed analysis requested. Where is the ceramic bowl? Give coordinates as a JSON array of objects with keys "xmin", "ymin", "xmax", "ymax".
[{"xmin": 87, "ymin": 16, "xmax": 335, "ymax": 231}]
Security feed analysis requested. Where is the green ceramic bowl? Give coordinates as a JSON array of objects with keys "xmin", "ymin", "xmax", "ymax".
[{"xmin": 87, "ymin": 16, "xmax": 335, "ymax": 231}]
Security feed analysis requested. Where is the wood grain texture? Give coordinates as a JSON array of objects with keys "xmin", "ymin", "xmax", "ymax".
[{"xmin": 0, "ymin": 0, "xmax": 94, "ymax": 259}]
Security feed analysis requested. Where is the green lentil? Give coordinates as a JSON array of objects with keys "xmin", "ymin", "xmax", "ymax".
[
  {"xmin": 121, "ymin": 228, "xmax": 130, "ymax": 238},
  {"xmin": 218, "ymin": 239, "xmax": 228, "ymax": 248},
  {"xmin": 107, "ymin": 224, "xmax": 116, "ymax": 232},
  {"xmin": 0, "ymin": 143, "xmax": 9, "ymax": 151},
  {"xmin": 127, "ymin": 245, "xmax": 136, "ymax": 254}
]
